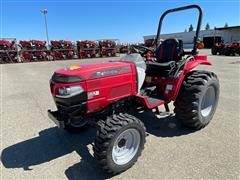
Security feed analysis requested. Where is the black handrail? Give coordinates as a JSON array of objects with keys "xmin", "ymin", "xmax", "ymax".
[{"xmin": 155, "ymin": 4, "xmax": 203, "ymax": 55}]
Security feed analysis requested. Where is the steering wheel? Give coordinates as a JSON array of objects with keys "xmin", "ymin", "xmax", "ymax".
[{"xmin": 130, "ymin": 45, "xmax": 155, "ymax": 58}]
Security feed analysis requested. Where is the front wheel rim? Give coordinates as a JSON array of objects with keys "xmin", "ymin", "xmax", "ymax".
[
  {"xmin": 112, "ymin": 128, "xmax": 141, "ymax": 165},
  {"xmin": 201, "ymin": 86, "xmax": 216, "ymax": 117}
]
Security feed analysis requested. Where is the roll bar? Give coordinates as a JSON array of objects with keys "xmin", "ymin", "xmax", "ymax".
[{"xmin": 155, "ymin": 4, "xmax": 203, "ymax": 55}]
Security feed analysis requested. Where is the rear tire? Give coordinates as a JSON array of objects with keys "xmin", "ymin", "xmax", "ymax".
[
  {"xmin": 174, "ymin": 70, "xmax": 219, "ymax": 129},
  {"xmin": 93, "ymin": 113, "xmax": 146, "ymax": 174}
]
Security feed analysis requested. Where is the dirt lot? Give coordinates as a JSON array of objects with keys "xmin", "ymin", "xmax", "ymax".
[{"xmin": 0, "ymin": 50, "xmax": 239, "ymax": 179}]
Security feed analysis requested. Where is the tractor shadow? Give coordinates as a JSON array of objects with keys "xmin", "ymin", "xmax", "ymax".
[
  {"xmin": 134, "ymin": 110, "xmax": 196, "ymax": 137},
  {"xmin": 1, "ymin": 127, "xmax": 112, "ymax": 180},
  {"xmin": 1, "ymin": 113, "xmax": 195, "ymax": 179}
]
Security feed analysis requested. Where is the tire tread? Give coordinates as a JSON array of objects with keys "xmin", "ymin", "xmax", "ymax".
[
  {"xmin": 174, "ymin": 70, "xmax": 219, "ymax": 129},
  {"xmin": 93, "ymin": 113, "xmax": 146, "ymax": 174}
]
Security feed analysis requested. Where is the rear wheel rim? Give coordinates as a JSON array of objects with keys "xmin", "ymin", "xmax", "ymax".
[
  {"xmin": 201, "ymin": 86, "xmax": 216, "ymax": 117},
  {"xmin": 112, "ymin": 128, "xmax": 140, "ymax": 165}
]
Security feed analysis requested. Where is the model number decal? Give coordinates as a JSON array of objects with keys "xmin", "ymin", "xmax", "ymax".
[
  {"xmin": 88, "ymin": 90, "xmax": 100, "ymax": 99},
  {"xmin": 90, "ymin": 66, "xmax": 131, "ymax": 79}
]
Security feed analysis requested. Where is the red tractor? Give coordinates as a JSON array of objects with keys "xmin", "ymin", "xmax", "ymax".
[
  {"xmin": 77, "ymin": 40, "xmax": 100, "ymax": 58},
  {"xmin": 48, "ymin": 5, "xmax": 219, "ymax": 174},
  {"xmin": 51, "ymin": 40, "xmax": 75, "ymax": 60},
  {"xmin": 212, "ymin": 41, "xmax": 240, "ymax": 56},
  {"xmin": 0, "ymin": 38, "xmax": 20, "ymax": 63},
  {"xmin": 222, "ymin": 41, "xmax": 240, "ymax": 56},
  {"xmin": 19, "ymin": 40, "xmax": 52, "ymax": 62},
  {"xmin": 211, "ymin": 41, "xmax": 225, "ymax": 55}
]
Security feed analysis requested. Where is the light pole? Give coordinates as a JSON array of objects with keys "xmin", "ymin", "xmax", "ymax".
[{"xmin": 40, "ymin": 9, "xmax": 49, "ymax": 46}]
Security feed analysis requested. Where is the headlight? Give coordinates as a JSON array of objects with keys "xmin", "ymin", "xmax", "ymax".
[
  {"xmin": 56, "ymin": 85, "xmax": 84, "ymax": 98},
  {"xmin": 51, "ymin": 73, "xmax": 83, "ymax": 83}
]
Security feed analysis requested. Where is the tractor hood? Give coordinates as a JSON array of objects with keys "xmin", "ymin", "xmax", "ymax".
[{"xmin": 54, "ymin": 61, "xmax": 133, "ymax": 80}]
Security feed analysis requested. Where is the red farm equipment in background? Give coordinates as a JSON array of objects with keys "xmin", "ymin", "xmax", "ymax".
[
  {"xmin": 0, "ymin": 38, "xmax": 20, "ymax": 63},
  {"xmin": 222, "ymin": 41, "xmax": 240, "ymax": 56},
  {"xmin": 144, "ymin": 39, "xmax": 156, "ymax": 49},
  {"xmin": 77, "ymin": 40, "xmax": 100, "ymax": 59},
  {"xmin": 119, "ymin": 44, "xmax": 130, "ymax": 54},
  {"xmin": 211, "ymin": 41, "xmax": 225, "ymax": 55},
  {"xmin": 19, "ymin": 40, "xmax": 52, "ymax": 62},
  {"xmin": 99, "ymin": 39, "xmax": 118, "ymax": 57},
  {"xmin": 50, "ymin": 40, "xmax": 76, "ymax": 60},
  {"xmin": 211, "ymin": 41, "xmax": 240, "ymax": 56}
]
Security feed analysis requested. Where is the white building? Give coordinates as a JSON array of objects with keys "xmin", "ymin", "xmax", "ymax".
[{"xmin": 143, "ymin": 26, "xmax": 240, "ymax": 48}]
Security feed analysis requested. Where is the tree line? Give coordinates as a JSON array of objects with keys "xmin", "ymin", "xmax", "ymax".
[{"xmin": 184, "ymin": 23, "xmax": 229, "ymax": 32}]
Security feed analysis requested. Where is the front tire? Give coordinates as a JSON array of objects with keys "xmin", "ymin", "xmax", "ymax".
[
  {"xmin": 93, "ymin": 113, "xmax": 146, "ymax": 174},
  {"xmin": 174, "ymin": 71, "xmax": 219, "ymax": 129}
]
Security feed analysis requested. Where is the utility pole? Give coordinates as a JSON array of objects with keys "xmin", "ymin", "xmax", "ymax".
[{"xmin": 40, "ymin": 9, "xmax": 49, "ymax": 46}]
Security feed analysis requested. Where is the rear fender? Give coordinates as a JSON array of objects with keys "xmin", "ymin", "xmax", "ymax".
[
  {"xmin": 172, "ymin": 55, "xmax": 211, "ymax": 100},
  {"xmin": 184, "ymin": 55, "xmax": 212, "ymax": 73}
]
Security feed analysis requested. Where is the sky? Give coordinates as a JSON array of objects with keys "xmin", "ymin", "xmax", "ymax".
[{"xmin": 1, "ymin": 0, "xmax": 239, "ymax": 43}]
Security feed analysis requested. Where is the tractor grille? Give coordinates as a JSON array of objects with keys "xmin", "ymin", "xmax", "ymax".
[{"xmin": 54, "ymin": 91, "xmax": 87, "ymax": 118}]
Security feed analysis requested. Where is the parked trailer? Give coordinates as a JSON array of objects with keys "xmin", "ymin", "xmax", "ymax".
[{"xmin": 0, "ymin": 38, "xmax": 21, "ymax": 63}]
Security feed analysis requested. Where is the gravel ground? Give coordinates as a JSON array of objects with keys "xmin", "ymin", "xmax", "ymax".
[{"xmin": 0, "ymin": 50, "xmax": 239, "ymax": 179}]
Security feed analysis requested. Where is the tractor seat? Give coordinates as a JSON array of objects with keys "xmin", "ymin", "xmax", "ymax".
[{"xmin": 146, "ymin": 38, "xmax": 183, "ymax": 77}]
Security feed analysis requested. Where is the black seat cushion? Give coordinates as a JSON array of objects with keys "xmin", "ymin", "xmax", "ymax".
[
  {"xmin": 156, "ymin": 38, "xmax": 183, "ymax": 63},
  {"xmin": 146, "ymin": 61, "xmax": 176, "ymax": 77}
]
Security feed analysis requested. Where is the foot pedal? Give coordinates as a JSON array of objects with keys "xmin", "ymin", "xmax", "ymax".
[
  {"xmin": 159, "ymin": 112, "xmax": 171, "ymax": 116},
  {"xmin": 156, "ymin": 111, "xmax": 172, "ymax": 119}
]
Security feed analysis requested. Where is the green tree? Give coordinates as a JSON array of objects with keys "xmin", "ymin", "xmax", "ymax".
[
  {"xmin": 184, "ymin": 29, "xmax": 187, "ymax": 32},
  {"xmin": 189, "ymin": 24, "xmax": 194, "ymax": 32},
  {"xmin": 205, "ymin": 23, "xmax": 210, "ymax": 30},
  {"xmin": 224, "ymin": 23, "xmax": 228, "ymax": 28}
]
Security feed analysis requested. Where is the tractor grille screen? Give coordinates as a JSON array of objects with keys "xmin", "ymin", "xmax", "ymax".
[{"xmin": 51, "ymin": 73, "xmax": 83, "ymax": 83}]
